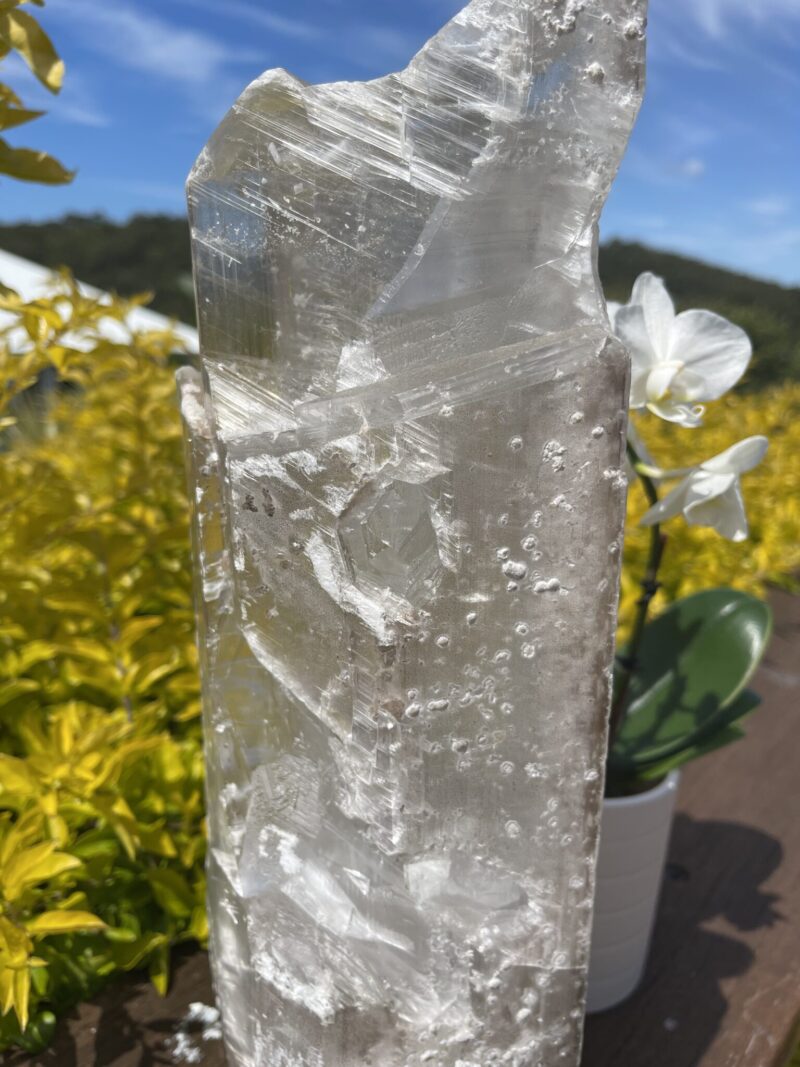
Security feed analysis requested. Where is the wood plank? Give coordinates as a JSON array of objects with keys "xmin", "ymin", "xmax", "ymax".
[{"xmin": 582, "ymin": 589, "xmax": 800, "ymax": 1067}]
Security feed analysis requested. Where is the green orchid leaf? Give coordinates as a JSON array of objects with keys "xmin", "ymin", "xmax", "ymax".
[
  {"xmin": 611, "ymin": 590, "xmax": 771, "ymax": 774},
  {"xmin": 610, "ymin": 690, "xmax": 761, "ymax": 789}
]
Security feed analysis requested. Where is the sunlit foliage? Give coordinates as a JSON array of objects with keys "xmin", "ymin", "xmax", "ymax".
[
  {"xmin": 620, "ymin": 384, "xmax": 800, "ymax": 633},
  {"xmin": 0, "ymin": 0, "xmax": 72, "ymax": 185},
  {"xmin": 0, "ymin": 276, "xmax": 204, "ymax": 1050}
]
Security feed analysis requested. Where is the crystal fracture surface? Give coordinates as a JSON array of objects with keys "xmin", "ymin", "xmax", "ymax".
[{"xmin": 181, "ymin": 2, "xmax": 645, "ymax": 1063}]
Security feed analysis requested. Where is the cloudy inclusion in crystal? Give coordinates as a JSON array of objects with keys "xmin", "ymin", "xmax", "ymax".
[{"xmin": 180, "ymin": 1, "xmax": 646, "ymax": 1064}]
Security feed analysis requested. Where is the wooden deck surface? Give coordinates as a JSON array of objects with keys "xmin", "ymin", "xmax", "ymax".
[
  {"xmin": 7, "ymin": 590, "xmax": 800, "ymax": 1067},
  {"xmin": 581, "ymin": 588, "xmax": 800, "ymax": 1067}
]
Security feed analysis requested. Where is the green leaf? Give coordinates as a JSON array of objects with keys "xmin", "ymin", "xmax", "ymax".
[
  {"xmin": 611, "ymin": 589, "xmax": 771, "ymax": 775},
  {"xmin": 15, "ymin": 1009, "xmax": 56, "ymax": 1055},
  {"xmin": 0, "ymin": 137, "xmax": 73, "ymax": 184},
  {"xmin": 145, "ymin": 868, "xmax": 194, "ymax": 918},
  {"xmin": 110, "ymin": 932, "xmax": 168, "ymax": 971},
  {"xmin": 148, "ymin": 942, "xmax": 170, "ymax": 996},
  {"xmin": 610, "ymin": 690, "xmax": 761, "ymax": 789}
]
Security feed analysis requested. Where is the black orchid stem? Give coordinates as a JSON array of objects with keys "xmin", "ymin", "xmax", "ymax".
[{"xmin": 607, "ymin": 438, "xmax": 667, "ymax": 748}]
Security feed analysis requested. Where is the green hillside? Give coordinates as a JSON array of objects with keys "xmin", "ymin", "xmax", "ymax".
[
  {"xmin": 0, "ymin": 215, "xmax": 797, "ymax": 388},
  {"xmin": 601, "ymin": 240, "xmax": 800, "ymax": 389},
  {"xmin": 0, "ymin": 214, "xmax": 195, "ymax": 323}
]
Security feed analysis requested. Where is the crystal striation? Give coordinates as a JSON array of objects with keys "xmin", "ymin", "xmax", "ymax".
[{"xmin": 180, "ymin": 2, "xmax": 645, "ymax": 1064}]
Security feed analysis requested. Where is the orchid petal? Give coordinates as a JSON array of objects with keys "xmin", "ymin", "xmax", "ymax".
[
  {"xmin": 630, "ymin": 272, "xmax": 675, "ymax": 358},
  {"xmin": 615, "ymin": 304, "xmax": 659, "ymax": 373},
  {"xmin": 681, "ymin": 470, "xmax": 736, "ymax": 508},
  {"xmin": 646, "ymin": 399, "xmax": 705, "ymax": 427},
  {"xmin": 684, "ymin": 481, "xmax": 749, "ymax": 542},
  {"xmin": 629, "ymin": 368, "xmax": 651, "ymax": 409},
  {"xmin": 669, "ymin": 366, "xmax": 705, "ymax": 400},
  {"xmin": 701, "ymin": 435, "xmax": 769, "ymax": 475},
  {"xmin": 645, "ymin": 361, "xmax": 684, "ymax": 402},
  {"xmin": 639, "ymin": 478, "xmax": 689, "ymax": 526},
  {"xmin": 668, "ymin": 309, "xmax": 751, "ymax": 400}
]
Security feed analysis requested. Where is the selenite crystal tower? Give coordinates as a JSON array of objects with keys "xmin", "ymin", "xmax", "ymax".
[{"xmin": 180, "ymin": 1, "xmax": 646, "ymax": 1063}]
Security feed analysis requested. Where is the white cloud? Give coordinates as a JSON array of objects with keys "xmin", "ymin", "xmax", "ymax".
[
  {"xmin": 47, "ymin": 0, "xmax": 259, "ymax": 91},
  {"xmin": 746, "ymin": 196, "xmax": 792, "ymax": 217},
  {"xmin": 669, "ymin": 0, "xmax": 800, "ymax": 40},
  {"xmin": 350, "ymin": 26, "xmax": 419, "ymax": 66},
  {"xmin": 175, "ymin": 0, "xmax": 321, "ymax": 42},
  {"xmin": 0, "ymin": 53, "xmax": 109, "ymax": 127},
  {"xmin": 43, "ymin": 0, "xmax": 268, "ymax": 124},
  {"xmin": 651, "ymin": 0, "xmax": 800, "ymax": 88},
  {"xmin": 627, "ymin": 150, "xmax": 707, "ymax": 186},
  {"xmin": 680, "ymin": 158, "xmax": 706, "ymax": 178}
]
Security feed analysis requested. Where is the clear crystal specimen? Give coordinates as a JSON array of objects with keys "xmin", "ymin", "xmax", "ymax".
[{"xmin": 181, "ymin": 2, "xmax": 645, "ymax": 1064}]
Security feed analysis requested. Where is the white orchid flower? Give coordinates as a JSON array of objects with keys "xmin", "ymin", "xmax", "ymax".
[
  {"xmin": 639, "ymin": 436, "xmax": 768, "ymax": 542},
  {"xmin": 615, "ymin": 273, "xmax": 751, "ymax": 427}
]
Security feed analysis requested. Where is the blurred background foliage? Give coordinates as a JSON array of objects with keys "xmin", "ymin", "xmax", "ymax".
[{"xmin": 619, "ymin": 383, "xmax": 800, "ymax": 632}]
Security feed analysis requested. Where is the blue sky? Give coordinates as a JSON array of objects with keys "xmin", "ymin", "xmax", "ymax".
[{"xmin": 2, "ymin": 0, "xmax": 799, "ymax": 284}]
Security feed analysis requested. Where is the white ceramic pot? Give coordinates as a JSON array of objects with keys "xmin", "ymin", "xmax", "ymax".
[{"xmin": 586, "ymin": 770, "xmax": 680, "ymax": 1013}]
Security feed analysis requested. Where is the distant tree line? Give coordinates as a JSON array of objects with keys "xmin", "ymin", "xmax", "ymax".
[
  {"xmin": 601, "ymin": 240, "xmax": 800, "ymax": 390},
  {"xmin": 0, "ymin": 215, "xmax": 797, "ymax": 389}
]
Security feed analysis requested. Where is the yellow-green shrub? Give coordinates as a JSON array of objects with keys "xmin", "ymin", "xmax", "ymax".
[
  {"xmin": 620, "ymin": 384, "xmax": 800, "ymax": 633},
  {"xmin": 0, "ymin": 277, "xmax": 204, "ymax": 1050}
]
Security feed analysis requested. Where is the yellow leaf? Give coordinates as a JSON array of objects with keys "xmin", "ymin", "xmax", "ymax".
[
  {"xmin": 25, "ymin": 910, "xmax": 107, "ymax": 937},
  {"xmin": 0, "ymin": 99, "xmax": 44, "ymax": 132},
  {"xmin": 0, "ymin": 915, "xmax": 32, "ymax": 967},
  {"xmin": 136, "ymin": 823, "xmax": 177, "ymax": 860},
  {"xmin": 0, "ymin": 137, "xmax": 73, "ymax": 183},
  {"xmin": 0, "ymin": 809, "xmax": 43, "ymax": 868},
  {"xmin": 53, "ymin": 890, "xmax": 87, "ymax": 911},
  {"xmin": 0, "ymin": 753, "xmax": 37, "ymax": 796},
  {"xmin": 118, "ymin": 616, "xmax": 163, "ymax": 649},
  {"xmin": 0, "ymin": 8, "xmax": 64, "ymax": 92},
  {"xmin": 13, "ymin": 967, "xmax": 30, "ymax": 1030},
  {"xmin": 54, "ymin": 707, "xmax": 75, "ymax": 757},
  {"xmin": 3, "ymin": 843, "xmax": 81, "ymax": 901},
  {"xmin": 46, "ymin": 813, "xmax": 69, "ymax": 846},
  {"xmin": 61, "ymin": 638, "xmax": 115, "ymax": 665},
  {"xmin": 148, "ymin": 942, "xmax": 170, "ymax": 996},
  {"xmin": 16, "ymin": 640, "xmax": 58, "ymax": 672},
  {"xmin": 174, "ymin": 699, "xmax": 201, "ymax": 723},
  {"xmin": 0, "ymin": 965, "xmax": 14, "ymax": 1017},
  {"xmin": 92, "ymin": 796, "xmax": 137, "ymax": 859},
  {"xmin": 131, "ymin": 657, "xmax": 181, "ymax": 696},
  {"xmin": 187, "ymin": 904, "xmax": 209, "ymax": 943},
  {"xmin": 0, "ymin": 679, "xmax": 39, "ymax": 708}
]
